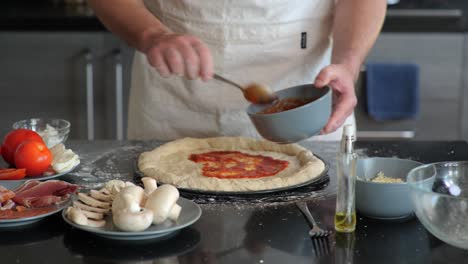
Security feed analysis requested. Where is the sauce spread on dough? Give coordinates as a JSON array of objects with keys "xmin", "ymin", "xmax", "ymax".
[
  {"xmin": 258, "ymin": 97, "xmax": 317, "ymax": 114},
  {"xmin": 189, "ymin": 151, "xmax": 289, "ymax": 179}
]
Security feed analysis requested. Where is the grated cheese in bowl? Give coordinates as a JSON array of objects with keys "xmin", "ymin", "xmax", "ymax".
[{"xmin": 371, "ymin": 171, "xmax": 405, "ymax": 183}]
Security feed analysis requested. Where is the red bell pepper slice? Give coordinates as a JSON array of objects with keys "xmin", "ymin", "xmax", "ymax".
[{"xmin": 0, "ymin": 168, "xmax": 27, "ymax": 180}]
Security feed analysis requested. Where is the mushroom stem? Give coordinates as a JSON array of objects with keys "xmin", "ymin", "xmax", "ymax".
[
  {"xmin": 112, "ymin": 186, "xmax": 145, "ymax": 212},
  {"xmin": 168, "ymin": 203, "xmax": 181, "ymax": 221},
  {"xmin": 122, "ymin": 193, "xmax": 141, "ymax": 213},
  {"xmin": 142, "ymin": 177, "xmax": 157, "ymax": 194}
]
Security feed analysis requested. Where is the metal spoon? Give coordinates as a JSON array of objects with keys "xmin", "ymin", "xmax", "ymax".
[{"xmin": 213, "ymin": 74, "xmax": 278, "ymax": 104}]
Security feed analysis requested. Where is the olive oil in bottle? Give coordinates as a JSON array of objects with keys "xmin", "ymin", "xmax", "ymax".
[
  {"xmin": 334, "ymin": 212, "xmax": 357, "ymax": 232},
  {"xmin": 334, "ymin": 125, "xmax": 357, "ymax": 233}
]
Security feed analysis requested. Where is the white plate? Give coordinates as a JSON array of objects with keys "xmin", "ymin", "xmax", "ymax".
[
  {"xmin": 30, "ymin": 163, "xmax": 80, "ymax": 181},
  {"xmin": 0, "ymin": 164, "xmax": 79, "ymax": 190},
  {"xmin": 62, "ymin": 197, "xmax": 202, "ymax": 241},
  {"xmin": 0, "ymin": 201, "xmax": 70, "ymax": 228}
]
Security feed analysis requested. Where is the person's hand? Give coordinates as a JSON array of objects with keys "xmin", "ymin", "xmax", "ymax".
[
  {"xmin": 144, "ymin": 33, "xmax": 214, "ymax": 81},
  {"xmin": 314, "ymin": 64, "xmax": 357, "ymax": 134}
]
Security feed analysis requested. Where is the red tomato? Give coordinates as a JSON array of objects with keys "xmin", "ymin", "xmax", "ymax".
[
  {"xmin": 14, "ymin": 140, "xmax": 52, "ymax": 176},
  {"xmin": 0, "ymin": 168, "xmax": 27, "ymax": 180},
  {"xmin": 1, "ymin": 129, "xmax": 43, "ymax": 166}
]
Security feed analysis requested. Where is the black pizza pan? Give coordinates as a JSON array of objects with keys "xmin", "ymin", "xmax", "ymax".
[{"xmin": 134, "ymin": 153, "xmax": 329, "ymax": 196}]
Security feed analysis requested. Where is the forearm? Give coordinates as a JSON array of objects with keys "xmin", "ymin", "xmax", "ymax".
[
  {"xmin": 332, "ymin": 0, "xmax": 387, "ymax": 79},
  {"xmin": 87, "ymin": 0, "xmax": 170, "ymax": 52}
]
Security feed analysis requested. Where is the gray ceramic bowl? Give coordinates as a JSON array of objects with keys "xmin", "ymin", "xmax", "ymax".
[
  {"xmin": 247, "ymin": 84, "xmax": 331, "ymax": 144},
  {"xmin": 355, "ymin": 157, "xmax": 423, "ymax": 220},
  {"xmin": 407, "ymin": 161, "xmax": 468, "ymax": 249}
]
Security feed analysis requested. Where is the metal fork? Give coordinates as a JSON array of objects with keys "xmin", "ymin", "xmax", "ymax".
[
  {"xmin": 311, "ymin": 236, "xmax": 331, "ymax": 257},
  {"xmin": 296, "ymin": 201, "xmax": 331, "ymax": 238}
]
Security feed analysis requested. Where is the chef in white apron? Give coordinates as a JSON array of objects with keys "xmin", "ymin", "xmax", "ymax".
[{"xmin": 88, "ymin": 0, "xmax": 386, "ymax": 142}]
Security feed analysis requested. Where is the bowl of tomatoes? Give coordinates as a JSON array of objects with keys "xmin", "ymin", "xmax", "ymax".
[{"xmin": 0, "ymin": 129, "xmax": 54, "ymax": 182}]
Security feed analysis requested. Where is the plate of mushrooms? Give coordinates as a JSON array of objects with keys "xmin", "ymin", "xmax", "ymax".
[{"xmin": 62, "ymin": 178, "xmax": 202, "ymax": 241}]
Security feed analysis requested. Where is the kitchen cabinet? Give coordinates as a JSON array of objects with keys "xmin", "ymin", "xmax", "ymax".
[
  {"xmin": 358, "ymin": 33, "xmax": 464, "ymax": 140},
  {"xmin": 100, "ymin": 34, "xmax": 134, "ymax": 140},
  {"xmin": 0, "ymin": 32, "xmax": 133, "ymax": 140}
]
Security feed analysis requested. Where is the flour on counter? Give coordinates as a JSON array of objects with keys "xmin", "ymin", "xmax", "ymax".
[
  {"xmin": 68, "ymin": 144, "xmax": 147, "ymax": 190},
  {"xmin": 182, "ymin": 175, "xmax": 332, "ymax": 206}
]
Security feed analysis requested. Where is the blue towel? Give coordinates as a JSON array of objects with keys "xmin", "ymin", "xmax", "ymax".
[{"xmin": 365, "ymin": 62, "xmax": 419, "ymax": 121}]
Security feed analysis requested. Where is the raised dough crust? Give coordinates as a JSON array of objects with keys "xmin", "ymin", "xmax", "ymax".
[{"xmin": 138, "ymin": 137, "xmax": 326, "ymax": 192}]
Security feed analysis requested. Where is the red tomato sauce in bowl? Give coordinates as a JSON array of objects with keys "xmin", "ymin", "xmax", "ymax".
[{"xmin": 258, "ymin": 97, "xmax": 317, "ymax": 114}]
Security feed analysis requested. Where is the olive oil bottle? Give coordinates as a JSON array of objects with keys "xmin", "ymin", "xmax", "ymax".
[{"xmin": 334, "ymin": 124, "xmax": 357, "ymax": 233}]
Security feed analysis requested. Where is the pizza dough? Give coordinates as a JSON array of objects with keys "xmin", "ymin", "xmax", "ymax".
[{"xmin": 138, "ymin": 137, "xmax": 326, "ymax": 192}]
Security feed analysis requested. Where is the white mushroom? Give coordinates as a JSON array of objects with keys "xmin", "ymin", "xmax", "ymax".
[
  {"xmin": 98, "ymin": 187, "xmax": 111, "ymax": 195},
  {"xmin": 142, "ymin": 177, "xmax": 157, "ymax": 194},
  {"xmin": 90, "ymin": 189, "xmax": 113, "ymax": 202},
  {"xmin": 73, "ymin": 201, "xmax": 109, "ymax": 214},
  {"xmin": 66, "ymin": 207, "xmax": 106, "ymax": 227},
  {"xmin": 105, "ymin": 180, "xmax": 125, "ymax": 189},
  {"xmin": 112, "ymin": 190, "xmax": 154, "ymax": 232},
  {"xmin": 125, "ymin": 181, "xmax": 136, "ymax": 187},
  {"xmin": 105, "ymin": 180, "xmax": 127, "ymax": 196},
  {"xmin": 79, "ymin": 209, "xmax": 104, "ymax": 220},
  {"xmin": 113, "ymin": 208, "xmax": 153, "ymax": 232},
  {"xmin": 144, "ymin": 184, "xmax": 180, "ymax": 224},
  {"xmin": 78, "ymin": 193, "xmax": 111, "ymax": 209},
  {"xmin": 112, "ymin": 185, "xmax": 145, "ymax": 212}
]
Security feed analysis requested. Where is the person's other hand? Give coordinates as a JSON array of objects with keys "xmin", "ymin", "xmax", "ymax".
[
  {"xmin": 314, "ymin": 64, "xmax": 357, "ymax": 134},
  {"xmin": 144, "ymin": 33, "xmax": 214, "ymax": 81}
]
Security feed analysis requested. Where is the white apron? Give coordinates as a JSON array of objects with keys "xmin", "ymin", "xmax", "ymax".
[{"xmin": 128, "ymin": 0, "xmax": 355, "ymax": 141}]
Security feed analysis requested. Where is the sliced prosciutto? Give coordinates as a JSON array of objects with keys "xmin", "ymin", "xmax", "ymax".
[
  {"xmin": 0, "ymin": 199, "xmax": 15, "ymax": 210},
  {"xmin": 13, "ymin": 180, "xmax": 78, "ymax": 208},
  {"xmin": 0, "ymin": 185, "xmax": 15, "ymax": 203},
  {"xmin": 15, "ymin": 195, "xmax": 68, "ymax": 208},
  {"xmin": 14, "ymin": 180, "xmax": 41, "ymax": 193},
  {"xmin": 0, "ymin": 207, "xmax": 55, "ymax": 219}
]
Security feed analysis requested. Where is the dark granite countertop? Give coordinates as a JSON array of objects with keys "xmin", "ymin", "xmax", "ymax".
[
  {"xmin": 1, "ymin": 0, "xmax": 467, "ymax": 32},
  {"xmin": 1, "ymin": 139, "xmax": 468, "ymax": 264}
]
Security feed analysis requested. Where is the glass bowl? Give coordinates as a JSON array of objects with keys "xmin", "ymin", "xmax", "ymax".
[
  {"xmin": 12, "ymin": 118, "xmax": 70, "ymax": 148},
  {"xmin": 407, "ymin": 161, "xmax": 468, "ymax": 249}
]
